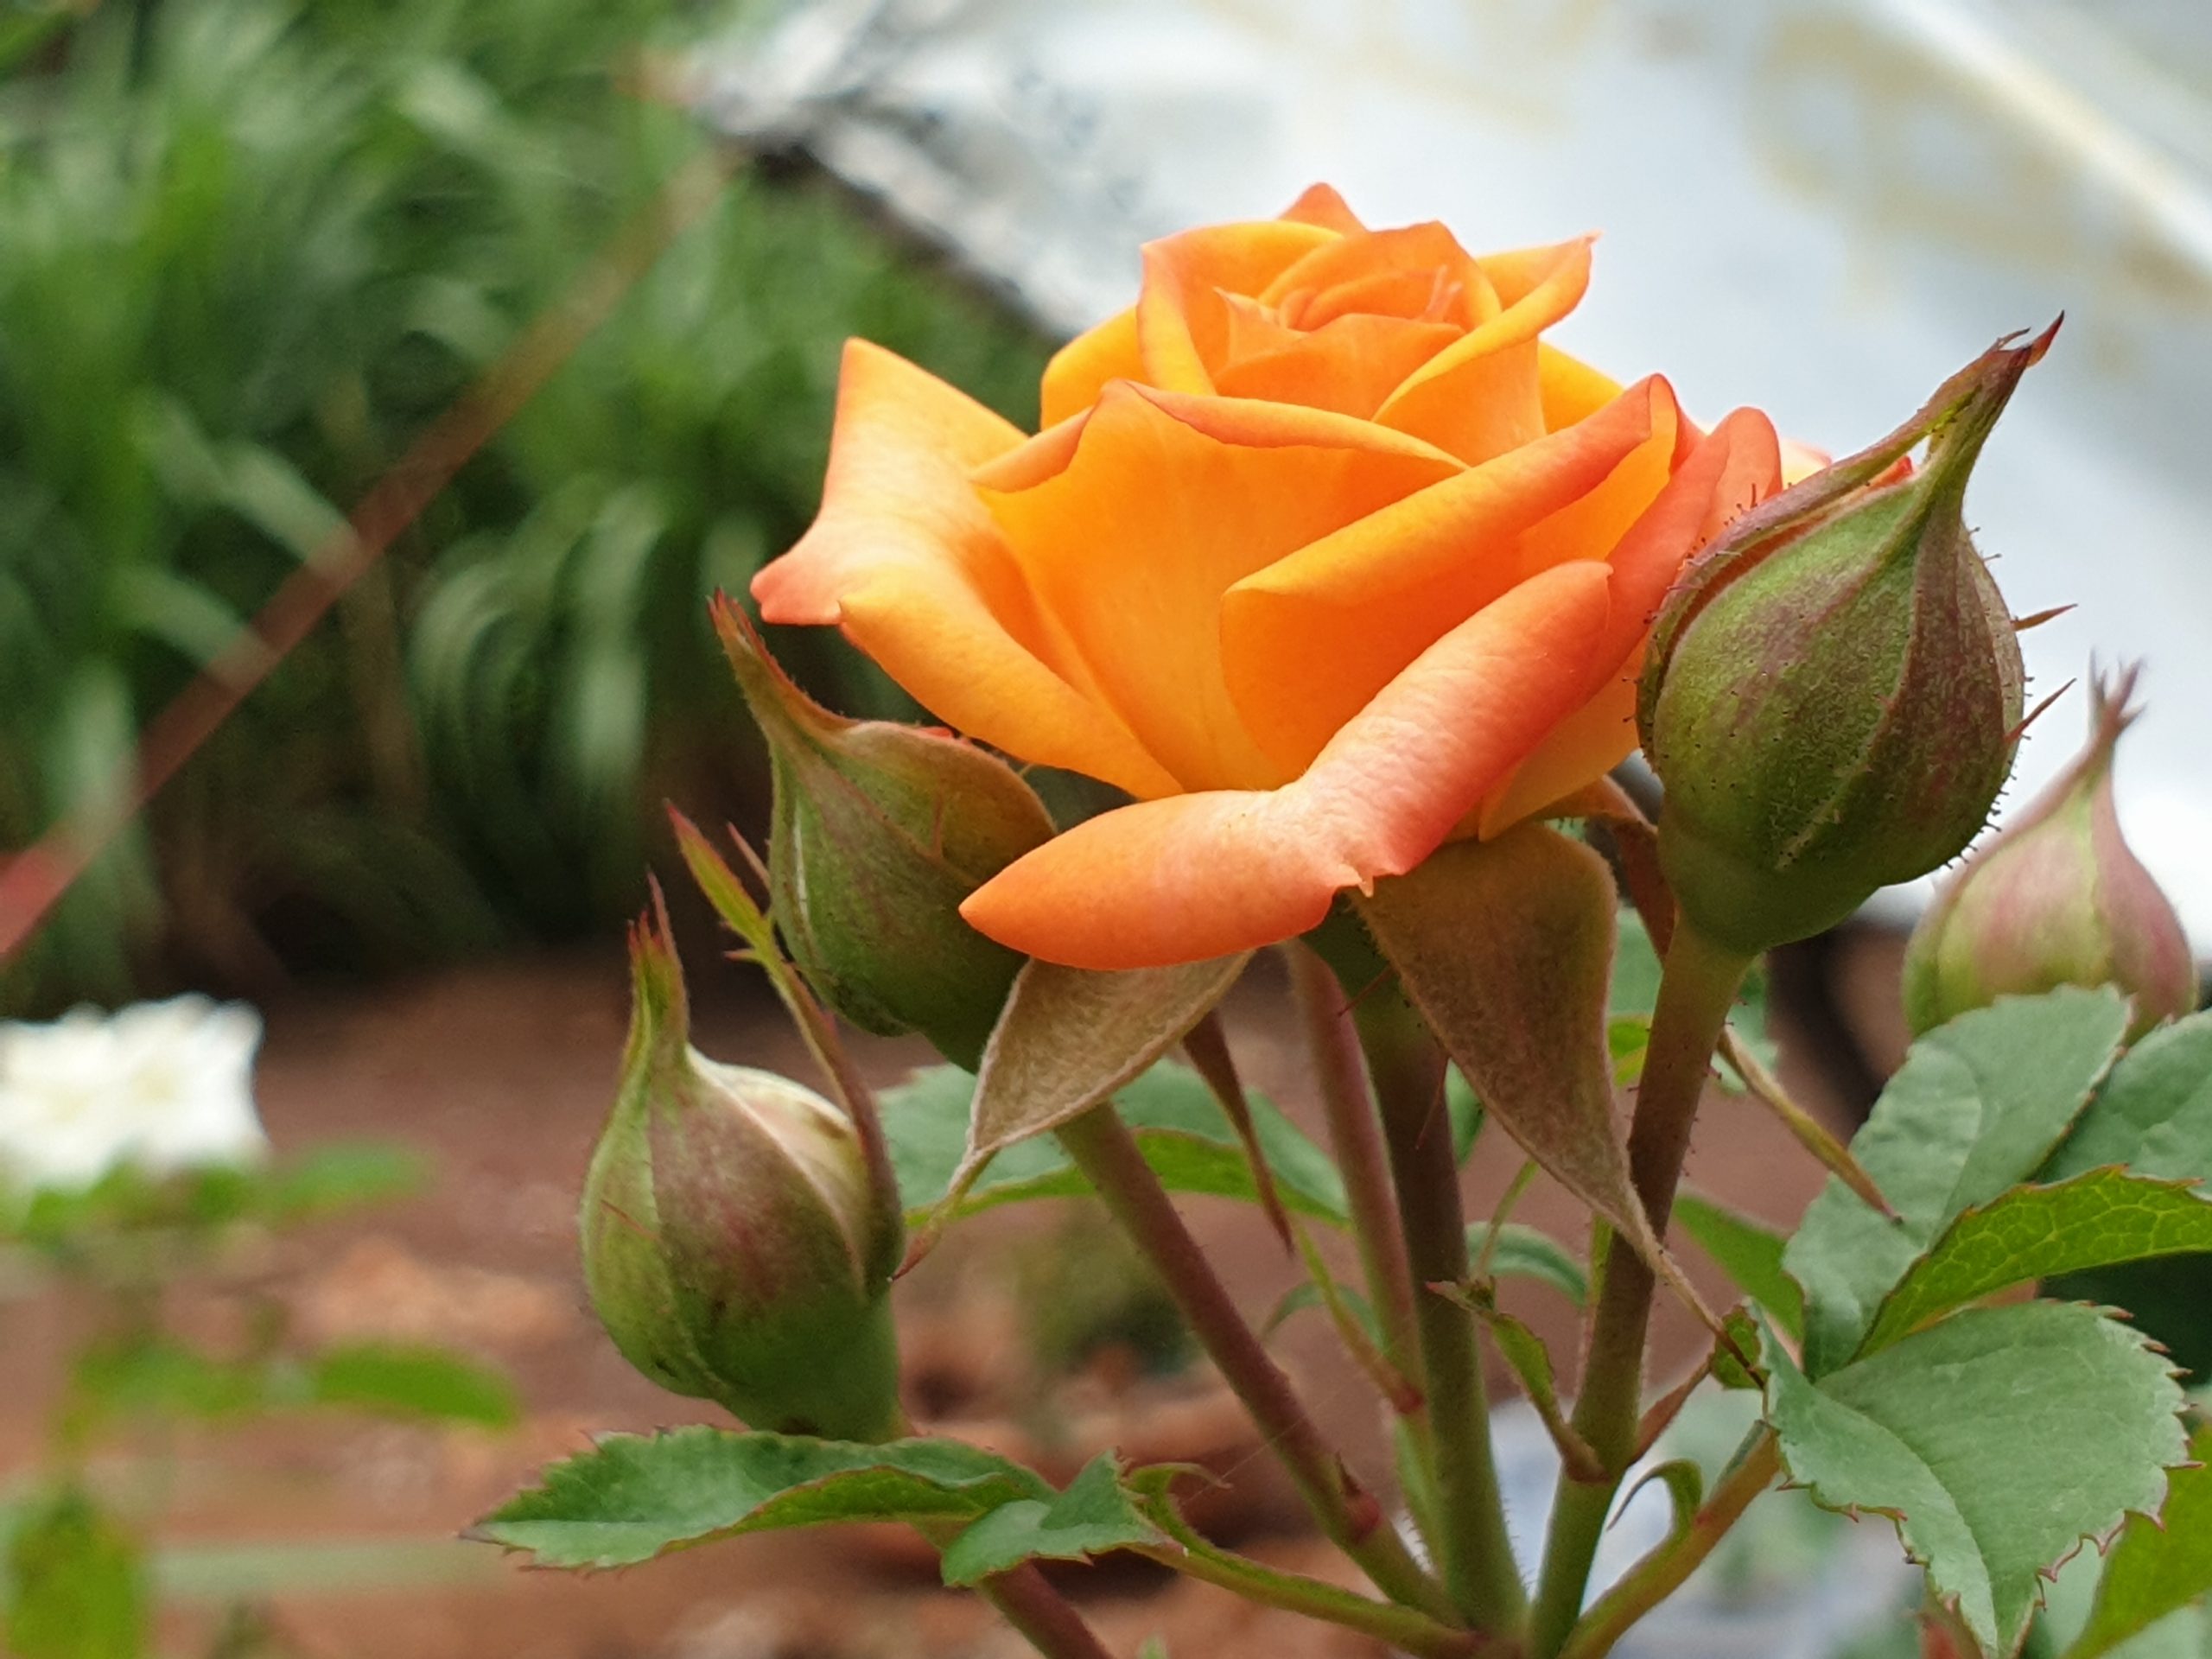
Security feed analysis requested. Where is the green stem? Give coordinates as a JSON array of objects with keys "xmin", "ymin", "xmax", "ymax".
[
  {"xmin": 1527, "ymin": 922, "xmax": 1751, "ymax": 1659},
  {"xmin": 1553, "ymin": 1428, "xmax": 1781, "ymax": 1659},
  {"xmin": 903, "ymin": 1435, "xmax": 1115, "ymax": 1658},
  {"xmin": 1138, "ymin": 1511, "xmax": 1486, "ymax": 1658},
  {"xmin": 1353, "ymin": 992, "xmax": 1528, "ymax": 1635},
  {"xmin": 1054, "ymin": 1104, "xmax": 1456, "ymax": 1622}
]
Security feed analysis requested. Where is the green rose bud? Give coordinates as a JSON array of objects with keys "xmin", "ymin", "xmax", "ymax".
[
  {"xmin": 717, "ymin": 598, "xmax": 1054, "ymax": 1071},
  {"xmin": 1903, "ymin": 665, "xmax": 2198, "ymax": 1040},
  {"xmin": 1637, "ymin": 331, "xmax": 2050, "ymax": 956},
  {"xmin": 582, "ymin": 908, "xmax": 903, "ymax": 1440}
]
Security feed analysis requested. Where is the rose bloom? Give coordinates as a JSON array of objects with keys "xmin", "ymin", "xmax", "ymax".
[{"xmin": 754, "ymin": 187, "xmax": 1783, "ymax": 970}]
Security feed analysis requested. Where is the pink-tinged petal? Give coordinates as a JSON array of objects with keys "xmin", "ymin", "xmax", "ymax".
[
  {"xmin": 1136, "ymin": 219, "xmax": 1340, "ymax": 395},
  {"xmin": 1220, "ymin": 378, "xmax": 1671, "ymax": 776},
  {"xmin": 753, "ymin": 339, "xmax": 1177, "ymax": 800},
  {"xmin": 977, "ymin": 383, "xmax": 1461, "ymax": 794},
  {"xmin": 1373, "ymin": 238, "xmax": 1594, "ymax": 464},
  {"xmin": 962, "ymin": 563, "xmax": 1615, "ymax": 969}
]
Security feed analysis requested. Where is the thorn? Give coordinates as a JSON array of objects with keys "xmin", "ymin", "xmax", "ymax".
[
  {"xmin": 2005, "ymin": 678, "xmax": 2076, "ymax": 747},
  {"xmin": 2012, "ymin": 603, "xmax": 2074, "ymax": 633}
]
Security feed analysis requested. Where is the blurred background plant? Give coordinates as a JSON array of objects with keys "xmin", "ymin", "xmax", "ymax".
[
  {"xmin": 0, "ymin": 996, "xmax": 518, "ymax": 1656},
  {"xmin": 0, "ymin": 0, "xmax": 1052, "ymax": 1015}
]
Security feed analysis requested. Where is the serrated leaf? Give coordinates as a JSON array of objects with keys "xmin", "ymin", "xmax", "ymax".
[
  {"xmin": 473, "ymin": 1430, "xmax": 1052, "ymax": 1569},
  {"xmin": 1674, "ymin": 1191, "xmax": 1804, "ymax": 1343},
  {"xmin": 2050, "ymin": 1013, "xmax": 2212, "ymax": 1184},
  {"xmin": 939, "ymin": 1455, "xmax": 1161, "ymax": 1586},
  {"xmin": 1463, "ymin": 1220, "xmax": 1588, "ymax": 1306},
  {"xmin": 2065, "ymin": 1421, "xmax": 2212, "ymax": 1659},
  {"xmin": 1785, "ymin": 988, "xmax": 2129, "ymax": 1375},
  {"xmin": 1865, "ymin": 1170, "xmax": 2212, "ymax": 1354},
  {"xmin": 1360, "ymin": 827, "xmax": 1685, "ymax": 1294},
  {"xmin": 3, "ymin": 1489, "xmax": 146, "ymax": 1659},
  {"xmin": 883, "ymin": 1061, "xmax": 1347, "ymax": 1225},
  {"xmin": 957, "ymin": 957, "xmax": 1249, "ymax": 1190},
  {"xmin": 1765, "ymin": 1301, "xmax": 2185, "ymax": 1656},
  {"xmin": 306, "ymin": 1344, "xmax": 518, "ymax": 1428}
]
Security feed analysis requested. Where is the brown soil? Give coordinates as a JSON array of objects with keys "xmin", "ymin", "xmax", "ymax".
[{"xmin": 0, "ymin": 946, "xmax": 1851, "ymax": 1658}]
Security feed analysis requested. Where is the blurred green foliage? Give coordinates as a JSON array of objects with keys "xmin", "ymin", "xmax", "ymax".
[{"xmin": 0, "ymin": 0, "xmax": 1052, "ymax": 1012}]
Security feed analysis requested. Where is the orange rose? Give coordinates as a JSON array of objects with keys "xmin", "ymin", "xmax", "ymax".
[{"xmin": 753, "ymin": 186, "xmax": 1783, "ymax": 971}]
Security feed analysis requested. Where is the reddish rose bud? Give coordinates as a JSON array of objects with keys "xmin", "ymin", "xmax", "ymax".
[
  {"xmin": 1637, "ymin": 333, "xmax": 2049, "ymax": 955},
  {"xmin": 717, "ymin": 599, "xmax": 1053, "ymax": 1071},
  {"xmin": 1903, "ymin": 665, "xmax": 2198, "ymax": 1040},
  {"xmin": 581, "ymin": 910, "xmax": 903, "ymax": 1440}
]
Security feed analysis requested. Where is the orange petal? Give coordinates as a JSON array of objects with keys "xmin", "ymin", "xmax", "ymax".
[
  {"xmin": 1136, "ymin": 219, "xmax": 1339, "ymax": 395},
  {"xmin": 1040, "ymin": 307, "xmax": 1142, "ymax": 427},
  {"xmin": 961, "ymin": 562, "xmax": 1616, "ymax": 969},
  {"xmin": 1538, "ymin": 343, "xmax": 1624, "ymax": 432},
  {"xmin": 752, "ymin": 340, "xmax": 1177, "ymax": 800},
  {"xmin": 1279, "ymin": 183, "xmax": 1367, "ymax": 233},
  {"xmin": 1212, "ymin": 308, "xmax": 1464, "ymax": 419},
  {"xmin": 1373, "ymin": 238, "xmax": 1594, "ymax": 464},
  {"xmin": 1220, "ymin": 377, "xmax": 1671, "ymax": 776},
  {"xmin": 977, "ymin": 383, "xmax": 1460, "ymax": 794}
]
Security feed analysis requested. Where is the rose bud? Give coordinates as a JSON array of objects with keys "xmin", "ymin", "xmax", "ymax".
[
  {"xmin": 715, "ymin": 598, "xmax": 1053, "ymax": 1070},
  {"xmin": 1902, "ymin": 665, "xmax": 2198, "ymax": 1040},
  {"xmin": 1637, "ymin": 331, "xmax": 2051, "ymax": 955},
  {"xmin": 582, "ymin": 908, "xmax": 904, "ymax": 1441}
]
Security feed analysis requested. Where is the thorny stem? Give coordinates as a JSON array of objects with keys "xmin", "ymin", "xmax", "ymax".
[
  {"xmin": 1526, "ymin": 921, "xmax": 1752, "ymax": 1659},
  {"xmin": 1553, "ymin": 1428, "xmax": 1782, "ymax": 1659},
  {"xmin": 1286, "ymin": 944, "xmax": 1424, "ymax": 1376},
  {"xmin": 1352, "ymin": 991, "xmax": 1529, "ymax": 1636},
  {"xmin": 1053, "ymin": 1104, "xmax": 1458, "ymax": 1623}
]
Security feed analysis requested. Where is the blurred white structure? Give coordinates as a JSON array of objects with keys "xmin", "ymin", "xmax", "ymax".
[
  {"xmin": 0, "ymin": 997, "xmax": 268, "ymax": 1191},
  {"xmin": 698, "ymin": 0, "xmax": 2212, "ymax": 945}
]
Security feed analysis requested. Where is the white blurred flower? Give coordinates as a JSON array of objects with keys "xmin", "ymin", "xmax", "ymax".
[{"xmin": 0, "ymin": 996, "xmax": 269, "ymax": 1192}]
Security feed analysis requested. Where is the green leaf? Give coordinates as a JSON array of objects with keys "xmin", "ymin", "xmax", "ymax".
[
  {"xmin": 3, "ymin": 1488, "xmax": 147, "ymax": 1659},
  {"xmin": 2050, "ymin": 1013, "xmax": 2212, "ymax": 1184},
  {"xmin": 303, "ymin": 1344, "xmax": 518, "ymax": 1428},
  {"xmin": 1865, "ymin": 1171, "xmax": 2212, "ymax": 1354},
  {"xmin": 1765, "ymin": 1301, "xmax": 2185, "ymax": 1656},
  {"xmin": 69, "ymin": 1340, "xmax": 264, "ymax": 1426},
  {"xmin": 2066, "ymin": 1421, "xmax": 2212, "ymax": 1659},
  {"xmin": 939, "ymin": 1455, "xmax": 1162, "ymax": 1586},
  {"xmin": 472, "ymin": 1430, "xmax": 1052, "ymax": 1569},
  {"xmin": 1434, "ymin": 1283, "xmax": 1600, "ymax": 1480},
  {"xmin": 883, "ymin": 1061, "xmax": 1348, "ymax": 1226},
  {"xmin": 957, "ymin": 957, "xmax": 1249, "ymax": 1185},
  {"xmin": 1463, "ymin": 1220, "xmax": 1588, "ymax": 1306},
  {"xmin": 1262, "ymin": 1280, "xmax": 1378, "ymax": 1343},
  {"xmin": 1674, "ymin": 1191, "xmax": 1805, "ymax": 1343},
  {"xmin": 260, "ymin": 1143, "xmax": 427, "ymax": 1221},
  {"xmin": 1785, "ymin": 988, "xmax": 2130, "ymax": 1375}
]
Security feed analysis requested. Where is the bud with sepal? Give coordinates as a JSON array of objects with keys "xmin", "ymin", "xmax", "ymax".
[
  {"xmin": 717, "ymin": 598, "xmax": 1054, "ymax": 1071},
  {"xmin": 1903, "ymin": 664, "xmax": 2198, "ymax": 1040},
  {"xmin": 581, "ymin": 905, "xmax": 904, "ymax": 1441},
  {"xmin": 1637, "ymin": 330, "xmax": 2052, "ymax": 956}
]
